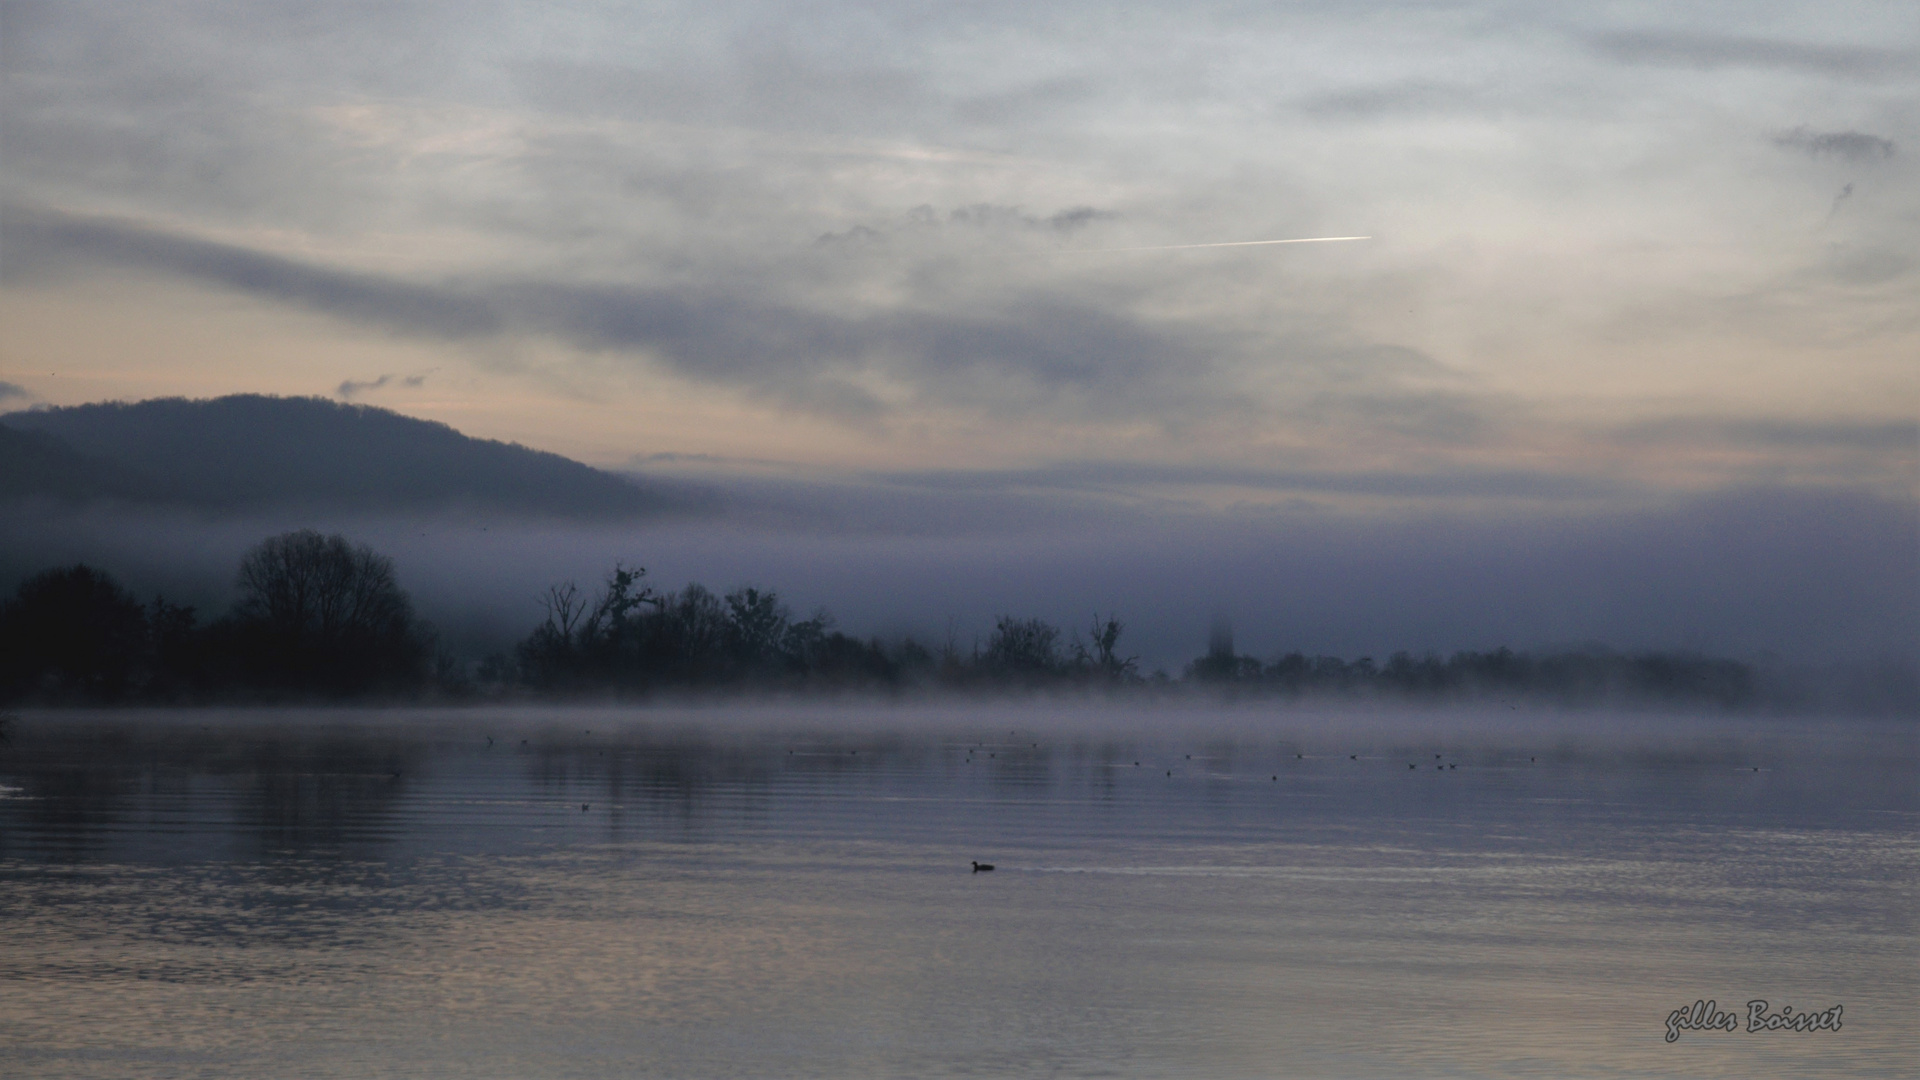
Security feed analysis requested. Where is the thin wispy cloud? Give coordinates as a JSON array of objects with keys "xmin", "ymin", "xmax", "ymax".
[
  {"xmin": 1586, "ymin": 29, "xmax": 1913, "ymax": 79},
  {"xmin": 1297, "ymin": 81, "xmax": 1494, "ymax": 119},
  {"xmin": 871, "ymin": 461, "xmax": 1626, "ymax": 502},
  {"xmin": 1062, "ymin": 237, "xmax": 1371, "ymax": 254},
  {"xmin": 1772, "ymin": 126, "xmax": 1897, "ymax": 162},
  {"xmin": 337, "ymin": 373, "xmax": 428, "ymax": 398}
]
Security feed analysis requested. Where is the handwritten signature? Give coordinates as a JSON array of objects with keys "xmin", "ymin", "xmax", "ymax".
[{"xmin": 1665, "ymin": 999, "xmax": 1843, "ymax": 1042}]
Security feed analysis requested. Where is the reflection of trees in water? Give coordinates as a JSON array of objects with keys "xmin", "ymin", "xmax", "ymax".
[
  {"xmin": 514, "ymin": 732, "xmax": 1039, "ymax": 824},
  {"xmin": 520, "ymin": 737, "xmax": 782, "ymax": 824},
  {"xmin": 0, "ymin": 720, "xmax": 138, "ymax": 860},
  {"xmin": 2, "ymin": 763, "xmax": 135, "ymax": 861},
  {"xmin": 0, "ymin": 719, "xmax": 421, "ymax": 860},
  {"xmin": 229, "ymin": 733, "xmax": 418, "ymax": 855}
]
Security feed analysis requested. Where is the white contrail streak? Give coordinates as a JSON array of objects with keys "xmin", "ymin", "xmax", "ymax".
[{"xmin": 1065, "ymin": 236, "xmax": 1372, "ymax": 253}]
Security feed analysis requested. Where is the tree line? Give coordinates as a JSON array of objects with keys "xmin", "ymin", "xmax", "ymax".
[
  {"xmin": 505, "ymin": 565, "xmax": 1140, "ymax": 695},
  {"xmin": 0, "ymin": 531, "xmax": 435, "ymax": 703},
  {"xmin": 3, "ymin": 531, "xmax": 1759, "ymax": 707}
]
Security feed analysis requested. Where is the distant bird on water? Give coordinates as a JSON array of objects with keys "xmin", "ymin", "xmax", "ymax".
[{"xmin": 972, "ymin": 861, "xmax": 995, "ymax": 873}]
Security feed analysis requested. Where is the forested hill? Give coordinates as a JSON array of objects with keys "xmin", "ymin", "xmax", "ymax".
[
  {"xmin": 1, "ymin": 395, "xmax": 703, "ymax": 518},
  {"xmin": 0, "ymin": 422, "xmax": 153, "ymax": 503}
]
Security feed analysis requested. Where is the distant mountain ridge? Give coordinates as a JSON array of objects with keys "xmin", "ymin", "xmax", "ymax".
[{"xmin": 1, "ymin": 395, "xmax": 704, "ymax": 518}]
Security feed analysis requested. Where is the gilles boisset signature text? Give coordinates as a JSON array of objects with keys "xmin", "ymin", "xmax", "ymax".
[{"xmin": 1665, "ymin": 1000, "xmax": 1843, "ymax": 1042}]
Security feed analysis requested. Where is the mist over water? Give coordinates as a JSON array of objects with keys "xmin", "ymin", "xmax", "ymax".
[
  {"xmin": 2, "ymin": 705, "xmax": 1913, "ymax": 1078},
  {"xmin": 4, "ymin": 0, "xmax": 1915, "ymax": 1073}
]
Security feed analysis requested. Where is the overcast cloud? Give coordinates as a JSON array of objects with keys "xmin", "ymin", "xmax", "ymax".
[{"xmin": 2, "ymin": 1, "xmax": 1915, "ymax": 658}]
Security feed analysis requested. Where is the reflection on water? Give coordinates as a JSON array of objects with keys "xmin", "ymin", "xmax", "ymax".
[{"xmin": 1, "ymin": 707, "xmax": 1914, "ymax": 1078}]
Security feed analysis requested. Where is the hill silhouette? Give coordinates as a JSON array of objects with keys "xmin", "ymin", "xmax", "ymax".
[{"xmin": 1, "ymin": 395, "xmax": 704, "ymax": 518}]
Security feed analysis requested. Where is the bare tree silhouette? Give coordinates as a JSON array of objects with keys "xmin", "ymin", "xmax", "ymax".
[{"xmin": 229, "ymin": 530, "xmax": 430, "ymax": 695}]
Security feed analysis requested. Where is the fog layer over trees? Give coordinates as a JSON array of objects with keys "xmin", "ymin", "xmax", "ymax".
[
  {"xmin": 5, "ymin": 533, "xmax": 1908, "ymax": 713},
  {"xmin": 6, "ymin": 396, "xmax": 1913, "ymax": 674}
]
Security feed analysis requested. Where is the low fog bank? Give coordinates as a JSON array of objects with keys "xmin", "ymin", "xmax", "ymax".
[
  {"xmin": 12, "ymin": 702, "xmax": 1915, "ymax": 765},
  {"xmin": 2, "ymin": 483, "xmax": 1913, "ymax": 710}
]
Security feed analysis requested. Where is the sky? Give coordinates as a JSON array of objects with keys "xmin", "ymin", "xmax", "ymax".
[{"xmin": 2, "ymin": 1, "xmax": 1916, "ymax": 664}]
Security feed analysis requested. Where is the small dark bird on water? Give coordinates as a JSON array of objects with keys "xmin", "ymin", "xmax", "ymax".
[
  {"xmin": 972, "ymin": 861, "xmax": 994, "ymax": 872},
  {"xmin": 582, "ymin": 804, "xmax": 589, "ymax": 811},
  {"xmin": 1350, "ymin": 755, "xmax": 1357, "ymax": 760}
]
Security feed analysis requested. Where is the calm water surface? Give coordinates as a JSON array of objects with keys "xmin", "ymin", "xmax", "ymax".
[{"xmin": 1, "ymin": 705, "xmax": 1914, "ymax": 1079}]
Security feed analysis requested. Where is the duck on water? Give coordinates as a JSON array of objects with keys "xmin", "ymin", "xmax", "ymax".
[{"xmin": 972, "ymin": 861, "xmax": 995, "ymax": 873}]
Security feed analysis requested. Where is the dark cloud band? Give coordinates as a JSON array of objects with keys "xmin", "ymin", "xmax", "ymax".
[
  {"xmin": 1, "ymin": 204, "xmax": 1222, "ymax": 423},
  {"xmin": 1771, "ymin": 126, "xmax": 1897, "ymax": 161},
  {"xmin": 2, "ymin": 204, "xmax": 500, "ymax": 339},
  {"xmin": 1586, "ymin": 29, "xmax": 1913, "ymax": 80}
]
